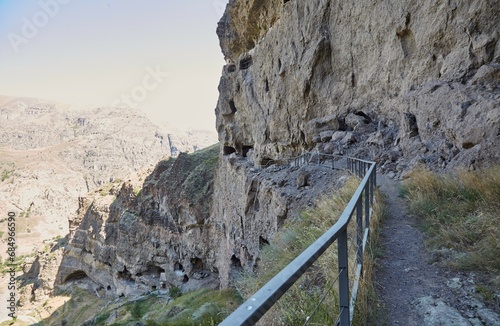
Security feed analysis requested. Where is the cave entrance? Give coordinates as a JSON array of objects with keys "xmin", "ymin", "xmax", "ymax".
[
  {"xmin": 239, "ymin": 56, "xmax": 253, "ymax": 70},
  {"xmin": 242, "ymin": 146, "xmax": 254, "ymax": 158},
  {"xmin": 63, "ymin": 270, "xmax": 89, "ymax": 283},
  {"xmin": 223, "ymin": 146, "xmax": 237, "ymax": 156}
]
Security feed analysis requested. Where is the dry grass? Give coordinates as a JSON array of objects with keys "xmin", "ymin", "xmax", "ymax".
[
  {"xmin": 400, "ymin": 166, "xmax": 500, "ymax": 275},
  {"xmin": 235, "ymin": 176, "xmax": 384, "ymax": 325}
]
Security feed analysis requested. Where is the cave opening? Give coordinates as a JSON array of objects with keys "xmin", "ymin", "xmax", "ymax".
[
  {"xmin": 190, "ymin": 257, "xmax": 204, "ymax": 272},
  {"xmin": 223, "ymin": 146, "xmax": 237, "ymax": 156},
  {"xmin": 231, "ymin": 254, "xmax": 242, "ymax": 268},
  {"xmin": 146, "ymin": 265, "xmax": 165, "ymax": 274},
  {"xmin": 118, "ymin": 266, "xmax": 133, "ymax": 281},
  {"xmin": 63, "ymin": 270, "xmax": 89, "ymax": 283},
  {"xmin": 239, "ymin": 56, "xmax": 253, "ymax": 70},
  {"xmin": 229, "ymin": 100, "xmax": 237, "ymax": 114},
  {"xmin": 242, "ymin": 145, "xmax": 253, "ymax": 158},
  {"xmin": 174, "ymin": 262, "xmax": 184, "ymax": 272}
]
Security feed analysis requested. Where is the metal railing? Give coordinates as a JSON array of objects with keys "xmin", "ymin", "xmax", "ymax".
[
  {"xmin": 220, "ymin": 156, "xmax": 376, "ymax": 326},
  {"xmin": 289, "ymin": 151, "xmax": 346, "ymax": 170}
]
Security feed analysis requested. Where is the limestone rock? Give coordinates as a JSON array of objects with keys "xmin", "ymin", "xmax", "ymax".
[
  {"xmin": 468, "ymin": 63, "xmax": 500, "ymax": 85},
  {"xmin": 215, "ymin": 0, "xmax": 499, "ymax": 170},
  {"xmin": 296, "ymin": 170, "xmax": 310, "ymax": 188},
  {"xmin": 415, "ymin": 296, "xmax": 471, "ymax": 326},
  {"xmin": 319, "ymin": 130, "xmax": 335, "ymax": 142}
]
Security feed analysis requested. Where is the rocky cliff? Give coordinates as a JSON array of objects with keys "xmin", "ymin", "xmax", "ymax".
[
  {"xmin": 210, "ymin": 0, "xmax": 499, "ymax": 286},
  {"xmin": 27, "ymin": 0, "xmax": 500, "ymax": 312},
  {"xmin": 0, "ymin": 97, "xmax": 217, "ymax": 319},
  {"xmin": 215, "ymin": 0, "xmax": 499, "ymax": 170},
  {"xmin": 0, "ymin": 96, "xmax": 217, "ymax": 257}
]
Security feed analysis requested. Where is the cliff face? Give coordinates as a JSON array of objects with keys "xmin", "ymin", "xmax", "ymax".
[
  {"xmin": 215, "ymin": 0, "xmax": 499, "ymax": 168},
  {"xmin": 211, "ymin": 0, "xmax": 499, "ymax": 285},
  {"xmin": 47, "ymin": 0, "xmax": 500, "ymax": 298},
  {"xmin": 54, "ymin": 146, "xmax": 220, "ymax": 298}
]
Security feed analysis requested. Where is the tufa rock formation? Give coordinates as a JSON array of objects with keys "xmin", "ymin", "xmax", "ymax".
[
  {"xmin": 215, "ymin": 0, "xmax": 499, "ymax": 171},
  {"xmin": 212, "ymin": 0, "xmax": 499, "ymax": 286}
]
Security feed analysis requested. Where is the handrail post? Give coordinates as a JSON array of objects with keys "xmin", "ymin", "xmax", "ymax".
[
  {"xmin": 369, "ymin": 170, "xmax": 374, "ymax": 206},
  {"xmin": 365, "ymin": 179, "xmax": 370, "ymax": 229},
  {"xmin": 356, "ymin": 196, "xmax": 363, "ymax": 266},
  {"xmin": 338, "ymin": 228, "xmax": 350, "ymax": 325}
]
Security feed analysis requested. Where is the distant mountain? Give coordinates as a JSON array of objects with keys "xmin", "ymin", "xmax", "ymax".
[{"xmin": 0, "ymin": 96, "xmax": 217, "ymax": 256}]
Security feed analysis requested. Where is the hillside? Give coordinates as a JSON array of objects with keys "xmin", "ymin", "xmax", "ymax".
[
  {"xmin": 0, "ymin": 96, "xmax": 217, "ymax": 323},
  {"xmin": 0, "ymin": 96, "xmax": 216, "ymax": 255}
]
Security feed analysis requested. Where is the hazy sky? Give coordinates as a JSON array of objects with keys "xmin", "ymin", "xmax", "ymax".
[{"xmin": 0, "ymin": 0, "xmax": 229, "ymax": 130}]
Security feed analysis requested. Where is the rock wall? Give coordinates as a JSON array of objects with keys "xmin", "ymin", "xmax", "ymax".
[
  {"xmin": 215, "ymin": 0, "xmax": 499, "ymax": 169},
  {"xmin": 211, "ymin": 0, "xmax": 499, "ymax": 285}
]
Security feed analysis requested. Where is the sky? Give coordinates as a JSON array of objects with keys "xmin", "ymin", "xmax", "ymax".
[{"xmin": 0, "ymin": 0, "xmax": 229, "ymax": 130}]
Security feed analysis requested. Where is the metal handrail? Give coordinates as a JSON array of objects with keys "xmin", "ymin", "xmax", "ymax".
[{"xmin": 220, "ymin": 156, "xmax": 376, "ymax": 326}]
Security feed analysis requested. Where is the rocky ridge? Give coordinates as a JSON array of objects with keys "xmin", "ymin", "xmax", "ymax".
[{"xmin": 0, "ymin": 96, "xmax": 217, "ymax": 322}]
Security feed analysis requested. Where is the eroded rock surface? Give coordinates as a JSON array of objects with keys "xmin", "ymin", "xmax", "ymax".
[
  {"xmin": 216, "ymin": 0, "xmax": 499, "ymax": 173},
  {"xmin": 213, "ymin": 0, "xmax": 499, "ymax": 285}
]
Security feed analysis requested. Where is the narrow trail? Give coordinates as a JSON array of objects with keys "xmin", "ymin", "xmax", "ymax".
[{"xmin": 375, "ymin": 175, "xmax": 476, "ymax": 325}]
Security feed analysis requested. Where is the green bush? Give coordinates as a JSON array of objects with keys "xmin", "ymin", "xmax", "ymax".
[{"xmin": 168, "ymin": 285, "xmax": 182, "ymax": 299}]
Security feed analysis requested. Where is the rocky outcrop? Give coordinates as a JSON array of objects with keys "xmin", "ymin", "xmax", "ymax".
[
  {"xmin": 56, "ymin": 146, "xmax": 221, "ymax": 297},
  {"xmin": 215, "ymin": 0, "xmax": 499, "ymax": 171},
  {"xmin": 211, "ymin": 0, "xmax": 499, "ymax": 287}
]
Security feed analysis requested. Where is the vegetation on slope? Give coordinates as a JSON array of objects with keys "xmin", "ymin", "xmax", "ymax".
[
  {"xmin": 235, "ymin": 176, "xmax": 384, "ymax": 325},
  {"xmin": 141, "ymin": 143, "xmax": 220, "ymax": 226},
  {"xmin": 36, "ymin": 288, "xmax": 241, "ymax": 326},
  {"xmin": 401, "ymin": 166, "xmax": 500, "ymax": 299}
]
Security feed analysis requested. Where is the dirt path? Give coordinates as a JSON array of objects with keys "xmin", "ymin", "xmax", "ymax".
[{"xmin": 374, "ymin": 175, "xmax": 499, "ymax": 326}]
